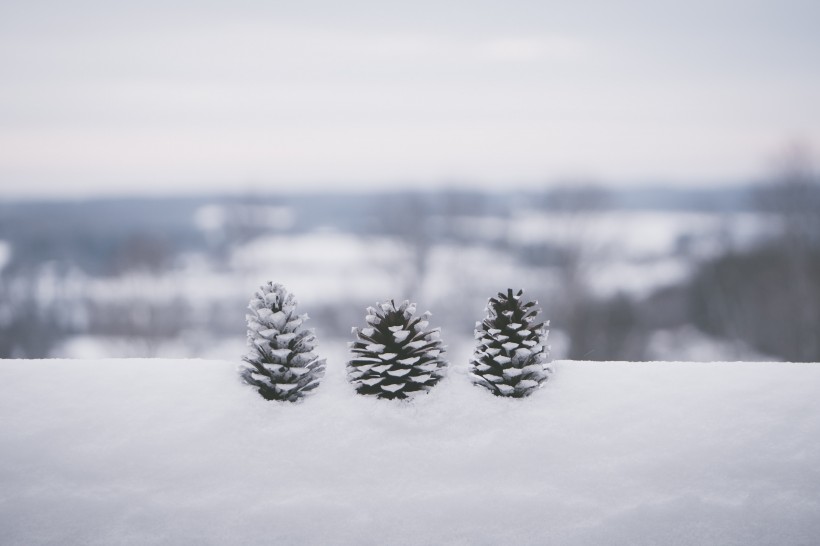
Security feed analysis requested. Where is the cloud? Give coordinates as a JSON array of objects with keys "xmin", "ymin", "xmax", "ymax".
[{"xmin": 476, "ymin": 36, "xmax": 587, "ymax": 63}]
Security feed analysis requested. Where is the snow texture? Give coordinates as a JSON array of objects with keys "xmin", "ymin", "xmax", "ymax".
[
  {"xmin": 348, "ymin": 300, "xmax": 447, "ymax": 399},
  {"xmin": 2, "ymin": 358, "xmax": 820, "ymax": 545},
  {"xmin": 241, "ymin": 282, "xmax": 325, "ymax": 401}
]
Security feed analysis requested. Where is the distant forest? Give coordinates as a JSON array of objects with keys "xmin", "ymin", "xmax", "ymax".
[{"xmin": 1, "ymin": 182, "xmax": 818, "ymax": 362}]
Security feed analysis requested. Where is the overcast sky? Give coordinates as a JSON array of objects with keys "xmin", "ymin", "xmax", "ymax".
[{"xmin": 1, "ymin": 0, "xmax": 818, "ymax": 197}]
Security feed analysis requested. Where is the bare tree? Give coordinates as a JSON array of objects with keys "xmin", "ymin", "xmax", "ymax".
[
  {"xmin": 533, "ymin": 184, "xmax": 647, "ymax": 360},
  {"xmin": 753, "ymin": 143, "xmax": 820, "ymax": 360},
  {"xmin": 371, "ymin": 192, "xmax": 434, "ymax": 299},
  {"xmin": 754, "ymin": 143, "xmax": 820, "ymax": 250},
  {"xmin": 692, "ymin": 144, "xmax": 820, "ymax": 361}
]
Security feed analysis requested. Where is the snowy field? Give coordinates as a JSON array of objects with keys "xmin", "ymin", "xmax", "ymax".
[
  {"xmin": 1, "ymin": 357, "xmax": 819, "ymax": 545},
  {"xmin": 4, "ymin": 205, "xmax": 779, "ymax": 362}
]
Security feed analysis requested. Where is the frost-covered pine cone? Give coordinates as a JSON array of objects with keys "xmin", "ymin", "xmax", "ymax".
[
  {"xmin": 241, "ymin": 282, "xmax": 326, "ymax": 402},
  {"xmin": 469, "ymin": 288, "xmax": 550, "ymax": 397},
  {"xmin": 348, "ymin": 300, "xmax": 447, "ymax": 400}
]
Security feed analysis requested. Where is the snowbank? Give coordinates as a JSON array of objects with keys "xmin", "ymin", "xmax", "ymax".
[{"xmin": 1, "ymin": 358, "xmax": 819, "ymax": 545}]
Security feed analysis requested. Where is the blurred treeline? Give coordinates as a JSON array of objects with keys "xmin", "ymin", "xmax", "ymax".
[{"xmin": 1, "ymin": 157, "xmax": 818, "ymax": 361}]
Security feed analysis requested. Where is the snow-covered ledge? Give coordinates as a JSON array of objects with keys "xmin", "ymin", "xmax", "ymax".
[{"xmin": 1, "ymin": 359, "xmax": 819, "ymax": 545}]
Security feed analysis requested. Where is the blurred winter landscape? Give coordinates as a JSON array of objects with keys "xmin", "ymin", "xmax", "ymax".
[
  {"xmin": 2, "ymin": 0, "xmax": 819, "ymax": 363},
  {"xmin": 1, "ymin": 177, "xmax": 819, "ymax": 363},
  {"xmin": 2, "ymin": 0, "xmax": 820, "ymax": 543}
]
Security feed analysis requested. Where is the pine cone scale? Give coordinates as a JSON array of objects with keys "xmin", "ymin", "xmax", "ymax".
[
  {"xmin": 347, "ymin": 299, "xmax": 447, "ymax": 400},
  {"xmin": 470, "ymin": 289, "xmax": 551, "ymax": 398},
  {"xmin": 241, "ymin": 282, "xmax": 326, "ymax": 402}
]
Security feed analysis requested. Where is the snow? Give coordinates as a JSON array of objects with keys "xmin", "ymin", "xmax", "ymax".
[
  {"xmin": 231, "ymin": 233, "xmax": 404, "ymax": 302},
  {"xmin": 505, "ymin": 211, "xmax": 771, "ymax": 260},
  {"xmin": 392, "ymin": 330, "xmax": 411, "ymax": 342},
  {"xmin": 2, "ymin": 357, "xmax": 819, "ymax": 545},
  {"xmin": 443, "ymin": 211, "xmax": 776, "ymax": 299},
  {"xmin": 645, "ymin": 326, "xmax": 775, "ymax": 362},
  {"xmin": 0, "ymin": 240, "xmax": 10, "ymax": 272},
  {"xmin": 55, "ymin": 231, "xmax": 407, "ymax": 328},
  {"xmin": 588, "ymin": 256, "xmax": 692, "ymax": 298}
]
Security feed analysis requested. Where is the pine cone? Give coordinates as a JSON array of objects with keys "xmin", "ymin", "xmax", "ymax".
[
  {"xmin": 469, "ymin": 288, "xmax": 550, "ymax": 397},
  {"xmin": 348, "ymin": 300, "xmax": 447, "ymax": 399},
  {"xmin": 241, "ymin": 282, "xmax": 326, "ymax": 401}
]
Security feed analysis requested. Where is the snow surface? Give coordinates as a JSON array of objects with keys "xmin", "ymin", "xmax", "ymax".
[{"xmin": 1, "ymin": 358, "xmax": 819, "ymax": 545}]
